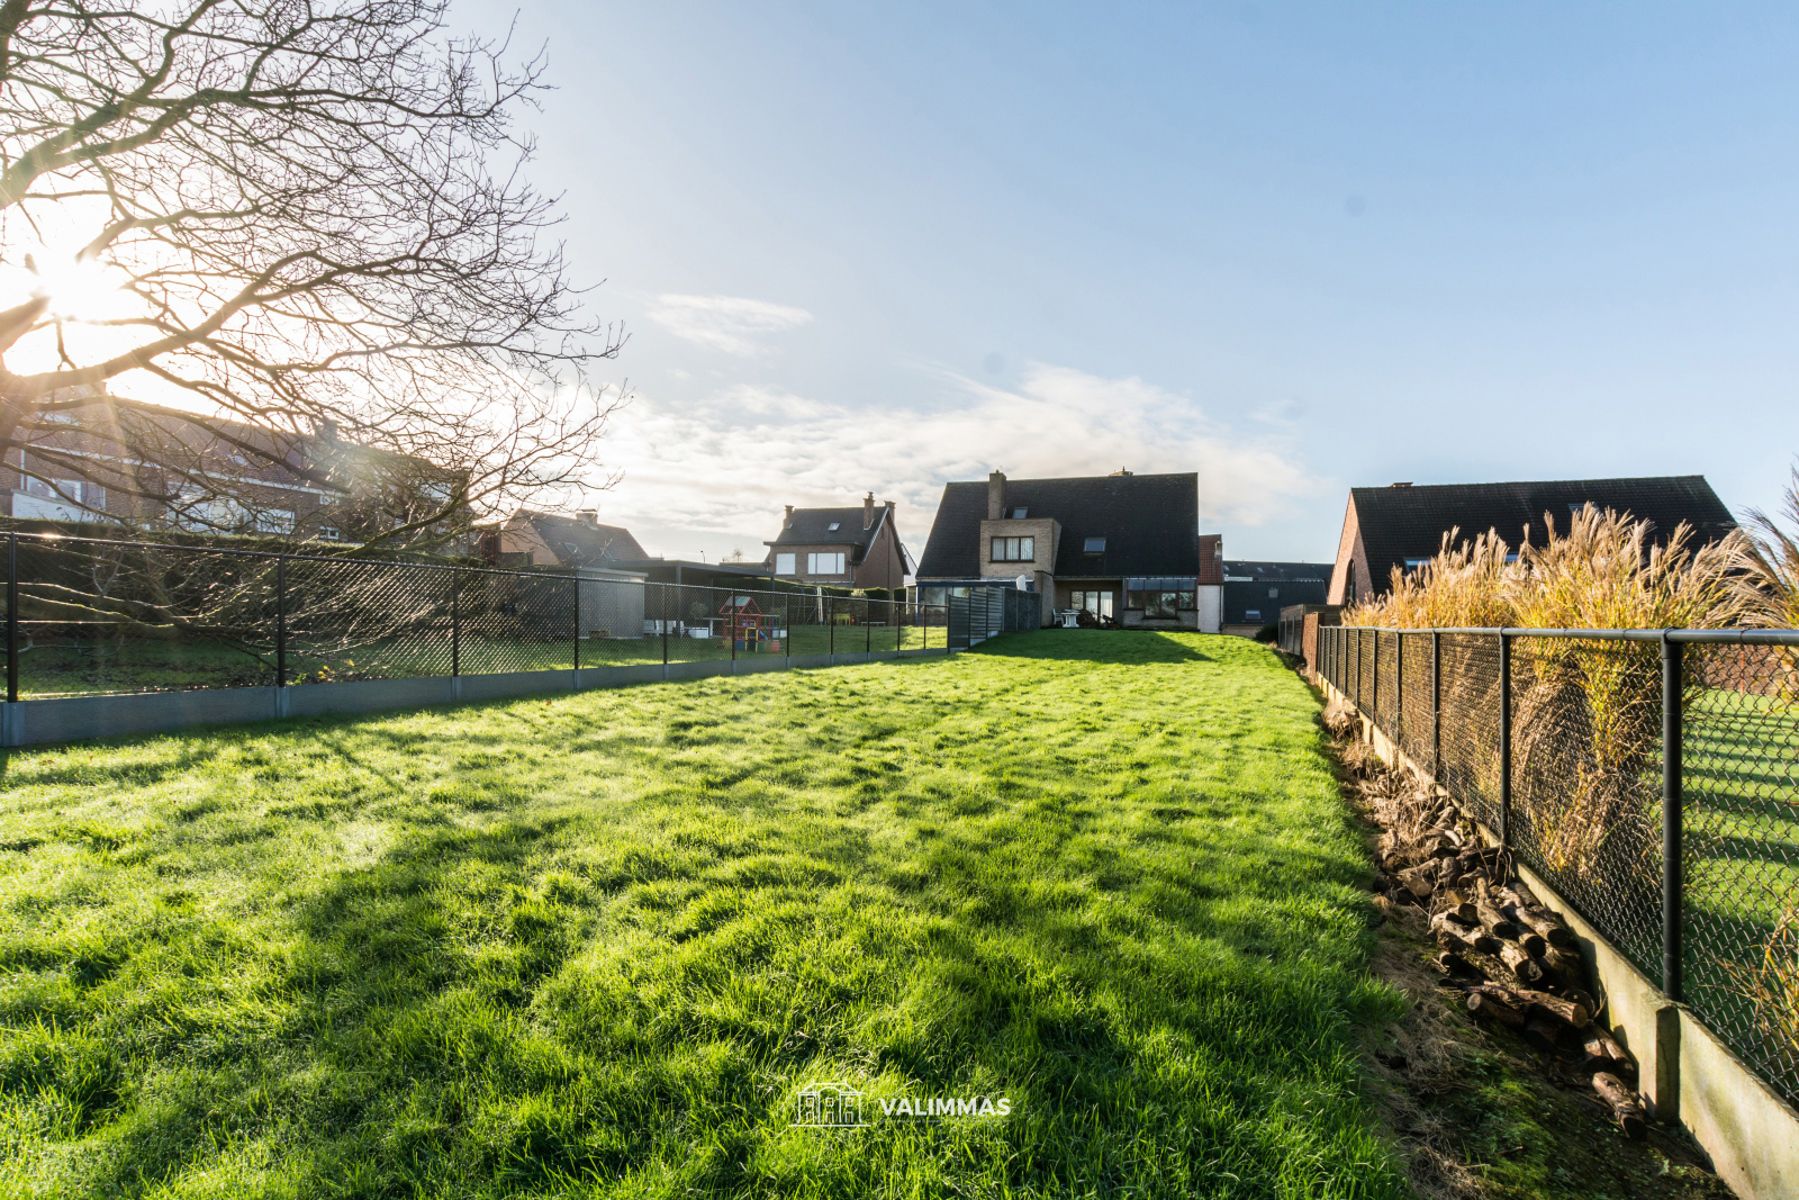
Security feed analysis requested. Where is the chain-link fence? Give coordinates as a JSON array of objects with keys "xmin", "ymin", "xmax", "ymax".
[
  {"xmin": 1317, "ymin": 623, "xmax": 1799, "ymax": 1111},
  {"xmin": 0, "ymin": 532, "xmax": 949, "ymax": 701}
]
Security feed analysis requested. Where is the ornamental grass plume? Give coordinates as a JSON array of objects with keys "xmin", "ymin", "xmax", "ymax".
[
  {"xmin": 1509, "ymin": 506, "xmax": 1748, "ymax": 878},
  {"xmin": 1736, "ymin": 462, "xmax": 1799, "ymax": 698},
  {"xmin": 1343, "ymin": 528, "xmax": 1516, "ymax": 628}
]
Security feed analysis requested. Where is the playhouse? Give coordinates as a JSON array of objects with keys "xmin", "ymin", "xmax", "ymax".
[{"xmin": 718, "ymin": 594, "xmax": 778, "ymax": 653}]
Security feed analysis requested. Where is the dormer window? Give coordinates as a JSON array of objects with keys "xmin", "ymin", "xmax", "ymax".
[
  {"xmin": 1010, "ymin": 507, "xmax": 1028, "ymax": 519},
  {"xmin": 826, "ymin": 521, "xmax": 840, "ymax": 531},
  {"xmin": 1083, "ymin": 536, "xmax": 1106, "ymax": 553}
]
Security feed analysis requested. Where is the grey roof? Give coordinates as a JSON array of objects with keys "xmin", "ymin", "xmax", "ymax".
[
  {"xmin": 1224, "ymin": 560, "xmax": 1332, "ymax": 583},
  {"xmin": 766, "ymin": 504, "xmax": 890, "ymax": 562},
  {"xmin": 1351, "ymin": 475, "xmax": 1736, "ymax": 587},
  {"xmin": 522, "ymin": 512, "xmax": 647, "ymax": 568},
  {"xmin": 1224, "ymin": 578, "xmax": 1328, "ymax": 626},
  {"xmin": 916, "ymin": 472, "xmax": 1200, "ymax": 579}
]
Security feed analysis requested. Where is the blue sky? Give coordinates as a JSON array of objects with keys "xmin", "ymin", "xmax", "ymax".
[{"xmin": 465, "ymin": 1, "xmax": 1799, "ymax": 564}]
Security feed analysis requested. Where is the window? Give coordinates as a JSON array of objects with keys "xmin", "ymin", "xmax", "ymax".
[
  {"xmin": 254, "ymin": 508, "xmax": 295, "ymax": 534},
  {"xmin": 1122, "ymin": 582, "xmax": 1194, "ymax": 618},
  {"xmin": 1245, "ymin": 608, "xmax": 1262, "ymax": 621},
  {"xmin": 990, "ymin": 535, "xmax": 1034, "ymax": 562},
  {"xmin": 775, "ymin": 552, "xmax": 797, "ymax": 575},
  {"xmin": 1402, "ymin": 557, "xmax": 1431, "ymax": 570},
  {"xmin": 1070, "ymin": 590, "xmax": 1114, "ymax": 620},
  {"xmin": 807, "ymin": 552, "xmax": 846, "ymax": 575},
  {"xmin": 826, "ymin": 521, "xmax": 841, "ymax": 531},
  {"xmin": 1010, "ymin": 507, "xmax": 1028, "ymax": 519},
  {"xmin": 319, "ymin": 525, "xmax": 342, "ymax": 542},
  {"xmin": 1268, "ymin": 586, "xmax": 1279, "ymax": 599},
  {"xmin": 1083, "ymin": 536, "xmax": 1106, "ymax": 553},
  {"xmin": 23, "ymin": 475, "xmax": 104, "ymax": 508}
]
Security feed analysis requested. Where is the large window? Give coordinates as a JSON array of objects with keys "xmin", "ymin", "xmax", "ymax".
[
  {"xmin": 1070, "ymin": 590, "xmax": 1114, "ymax": 619},
  {"xmin": 990, "ymin": 535, "xmax": 1034, "ymax": 562},
  {"xmin": 774, "ymin": 552, "xmax": 797, "ymax": 575},
  {"xmin": 807, "ymin": 551, "xmax": 846, "ymax": 575}
]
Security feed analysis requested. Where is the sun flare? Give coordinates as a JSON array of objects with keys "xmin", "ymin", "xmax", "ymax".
[{"xmin": 30, "ymin": 252, "xmax": 130, "ymax": 322}]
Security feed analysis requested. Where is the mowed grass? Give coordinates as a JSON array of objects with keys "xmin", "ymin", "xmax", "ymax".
[{"xmin": 0, "ymin": 631, "xmax": 1406, "ymax": 1199}]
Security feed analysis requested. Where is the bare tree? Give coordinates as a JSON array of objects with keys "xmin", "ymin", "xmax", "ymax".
[{"xmin": 0, "ymin": 0, "xmax": 623, "ymax": 546}]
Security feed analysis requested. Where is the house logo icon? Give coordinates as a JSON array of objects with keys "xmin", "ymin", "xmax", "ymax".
[{"xmin": 793, "ymin": 1081, "xmax": 865, "ymax": 1128}]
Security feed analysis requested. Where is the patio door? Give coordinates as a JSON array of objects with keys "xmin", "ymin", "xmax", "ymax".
[{"xmin": 1071, "ymin": 590, "xmax": 1114, "ymax": 621}]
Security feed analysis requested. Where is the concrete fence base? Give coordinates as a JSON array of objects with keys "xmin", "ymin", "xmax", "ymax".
[
  {"xmin": 1319, "ymin": 675, "xmax": 1798, "ymax": 1200},
  {"xmin": 0, "ymin": 646, "xmax": 953, "ymax": 749}
]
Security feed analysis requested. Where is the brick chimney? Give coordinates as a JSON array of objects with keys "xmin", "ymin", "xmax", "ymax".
[
  {"xmin": 863, "ymin": 491, "xmax": 875, "ymax": 530},
  {"xmin": 987, "ymin": 470, "xmax": 1006, "ymax": 520},
  {"xmin": 783, "ymin": 504, "xmax": 794, "ymax": 527},
  {"xmin": 576, "ymin": 509, "xmax": 598, "ymax": 525}
]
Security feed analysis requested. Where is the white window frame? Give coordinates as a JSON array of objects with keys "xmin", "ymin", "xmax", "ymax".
[
  {"xmin": 775, "ymin": 552, "xmax": 796, "ymax": 575},
  {"xmin": 807, "ymin": 551, "xmax": 846, "ymax": 575}
]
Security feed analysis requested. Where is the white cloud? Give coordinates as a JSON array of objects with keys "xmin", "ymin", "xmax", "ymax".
[
  {"xmin": 644, "ymin": 293, "xmax": 814, "ymax": 355},
  {"xmin": 577, "ymin": 363, "xmax": 1324, "ymax": 563}
]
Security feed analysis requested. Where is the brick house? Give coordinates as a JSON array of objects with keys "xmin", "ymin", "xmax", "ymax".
[
  {"xmin": 764, "ymin": 493, "xmax": 908, "ymax": 590},
  {"xmin": 914, "ymin": 469, "xmax": 1224, "ymax": 631},
  {"xmin": 1327, "ymin": 475, "xmax": 1738, "ymax": 605},
  {"xmin": 481, "ymin": 509, "xmax": 649, "ymax": 569},
  {"xmin": 2, "ymin": 394, "xmax": 467, "ymax": 544}
]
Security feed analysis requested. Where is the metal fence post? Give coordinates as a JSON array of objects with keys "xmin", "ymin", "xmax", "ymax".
[
  {"xmin": 450, "ymin": 569, "xmax": 461, "ymax": 678},
  {"xmin": 1431, "ymin": 630, "xmax": 1442, "ymax": 779},
  {"xmin": 6, "ymin": 533, "xmax": 18, "ymax": 703},
  {"xmin": 827, "ymin": 598, "xmax": 834, "ymax": 658},
  {"xmin": 865, "ymin": 599, "xmax": 872, "ymax": 654},
  {"xmin": 731, "ymin": 592, "xmax": 739, "ymax": 664},
  {"xmin": 1498, "ymin": 631, "xmax": 1512, "ymax": 849},
  {"xmin": 1663, "ymin": 635, "xmax": 1685, "ymax": 1001},
  {"xmin": 1372, "ymin": 628, "xmax": 1380, "ymax": 720},
  {"xmin": 1395, "ymin": 631, "xmax": 1404, "ymax": 741},
  {"xmin": 662, "ymin": 584, "xmax": 670, "ymax": 666},
  {"xmin": 275, "ymin": 554, "xmax": 287, "ymax": 689},
  {"xmin": 573, "ymin": 577, "xmax": 581, "ymax": 671}
]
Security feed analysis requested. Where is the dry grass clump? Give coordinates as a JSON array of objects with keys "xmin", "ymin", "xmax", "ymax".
[{"xmin": 1724, "ymin": 905, "xmax": 1799, "ymax": 1062}]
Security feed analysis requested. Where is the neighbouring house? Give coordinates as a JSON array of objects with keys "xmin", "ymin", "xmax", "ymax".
[
  {"xmin": 1327, "ymin": 475, "xmax": 1738, "ymax": 605},
  {"xmin": 1223, "ymin": 560, "xmax": 1331, "ymax": 637},
  {"xmin": 914, "ymin": 469, "xmax": 1224, "ymax": 631},
  {"xmin": 764, "ymin": 493, "xmax": 909, "ymax": 591},
  {"xmin": 481, "ymin": 509, "xmax": 649, "ymax": 570},
  {"xmin": 2, "ymin": 393, "xmax": 468, "ymax": 544}
]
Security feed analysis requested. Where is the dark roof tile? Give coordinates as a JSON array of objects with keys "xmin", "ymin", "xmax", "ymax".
[{"xmin": 917, "ymin": 472, "xmax": 1202, "ymax": 579}]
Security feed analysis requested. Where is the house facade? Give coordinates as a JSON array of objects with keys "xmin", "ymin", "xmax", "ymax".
[
  {"xmin": 915, "ymin": 469, "xmax": 1223, "ymax": 631},
  {"xmin": 1223, "ymin": 560, "xmax": 1331, "ymax": 637},
  {"xmin": 1327, "ymin": 475, "xmax": 1738, "ymax": 605},
  {"xmin": 2, "ymin": 394, "xmax": 466, "ymax": 544},
  {"xmin": 764, "ymin": 493, "xmax": 908, "ymax": 591}
]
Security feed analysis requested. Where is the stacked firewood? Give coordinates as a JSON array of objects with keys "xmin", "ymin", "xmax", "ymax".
[{"xmin": 1374, "ymin": 784, "xmax": 1648, "ymax": 1139}]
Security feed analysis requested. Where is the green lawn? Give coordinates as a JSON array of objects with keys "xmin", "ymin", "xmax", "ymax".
[{"xmin": 0, "ymin": 631, "xmax": 1407, "ymax": 1198}]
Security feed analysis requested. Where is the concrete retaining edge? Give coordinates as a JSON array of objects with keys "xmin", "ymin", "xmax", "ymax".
[{"xmin": 0, "ymin": 647, "xmax": 952, "ymax": 748}]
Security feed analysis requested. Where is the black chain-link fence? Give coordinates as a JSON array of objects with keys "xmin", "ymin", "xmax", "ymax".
[
  {"xmin": 0, "ymin": 532, "xmax": 949, "ymax": 701},
  {"xmin": 1317, "ymin": 623, "xmax": 1799, "ymax": 1111}
]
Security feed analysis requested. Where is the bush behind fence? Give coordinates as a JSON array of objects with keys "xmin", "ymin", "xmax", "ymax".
[
  {"xmin": 1318, "ymin": 624, "xmax": 1799, "ymax": 1113},
  {"xmin": 0, "ymin": 533, "xmax": 992, "ymax": 701}
]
